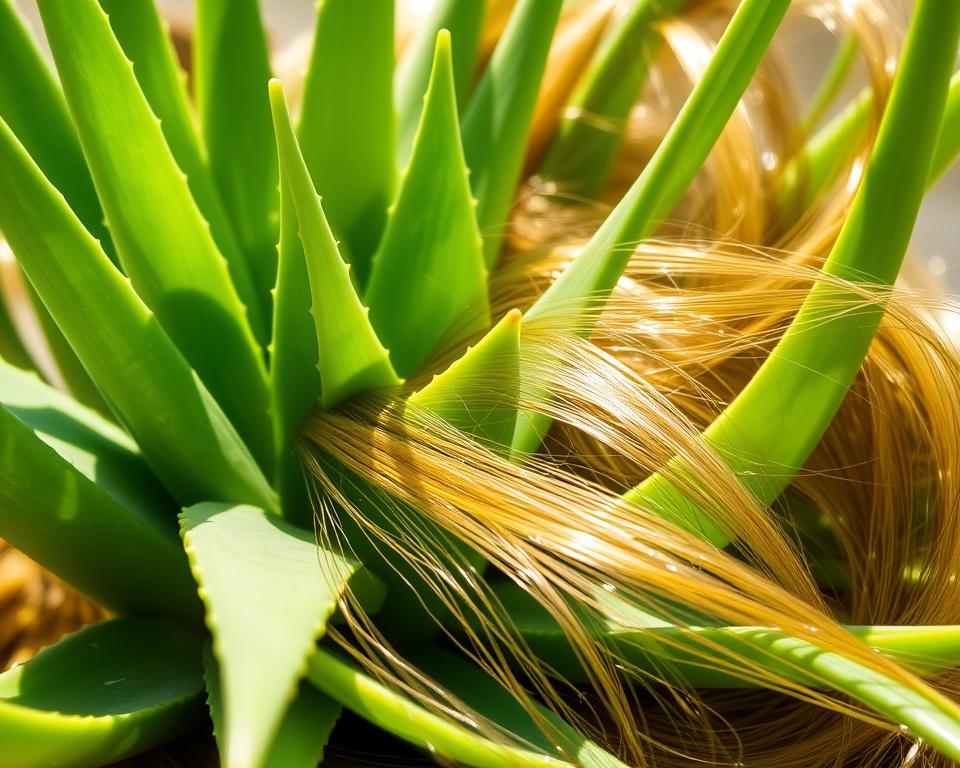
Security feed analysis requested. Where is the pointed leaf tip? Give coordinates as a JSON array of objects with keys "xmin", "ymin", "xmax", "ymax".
[
  {"xmin": 367, "ymin": 30, "xmax": 490, "ymax": 378},
  {"xmin": 270, "ymin": 81, "xmax": 401, "ymax": 410},
  {"xmin": 407, "ymin": 309, "xmax": 521, "ymax": 451}
]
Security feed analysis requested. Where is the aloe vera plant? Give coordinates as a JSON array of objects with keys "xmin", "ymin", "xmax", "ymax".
[{"xmin": 1, "ymin": 0, "xmax": 960, "ymax": 766}]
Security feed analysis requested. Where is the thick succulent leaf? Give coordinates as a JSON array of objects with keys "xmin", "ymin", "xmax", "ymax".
[
  {"xmin": 407, "ymin": 308, "xmax": 521, "ymax": 451},
  {"xmin": 298, "ymin": 0, "xmax": 395, "ymax": 288},
  {"xmin": 395, "ymin": 0, "xmax": 486, "ymax": 164},
  {"xmin": 100, "ymin": 0, "xmax": 266, "ymax": 344},
  {"xmin": 270, "ymin": 81, "xmax": 402, "ymax": 409},
  {"xmin": 540, "ymin": 0, "xmax": 682, "ymax": 196},
  {"xmin": 204, "ymin": 646, "xmax": 340, "ymax": 768},
  {"xmin": 461, "ymin": 0, "xmax": 563, "ymax": 268},
  {"xmin": 307, "ymin": 646, "xmax": 629, "ymax": 768},
  {"xmin": 269, "ymin": 181, "xmax": 318, "ymax": 525},
  {"xmin": 488, "ymin": 583, "xmax": 960, "ymax": 686},
  {"xmin": 194, "ymin": 0, "xmax": 278, "ymax": 328},
  {"xmin": 0, "ymin": 115, "xmax": 277, "ymax": 513},
  {"xmin": 514, "ymin": 0, "xmax": 791, "ymax": 457},
  {"xmin": 0, "ymin": 0, "xmax": 110, "ymax": 253},
  {"xmin": 624, "ymin": 0, "xmax": 960, "ymax": 546},
  {"xmin": 0, "ymin": 618, "xmax": 204, "ymax": 768},
  {"xmin": 36, "ymin": 0, "xmax": 273, "ymax": 468},
  {"xmin": 367, "ymin": 32, "xmax": 490, "ymax": 377},
  {"xmin": 0, "ymin": 400, "xmax": 198, "ymax": 618},
  {"xmin": 181, "ymin": 503, "xmax": 384, "ymax": 768}
]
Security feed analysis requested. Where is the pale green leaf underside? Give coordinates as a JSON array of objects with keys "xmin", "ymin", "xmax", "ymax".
[
  {"xmin": 395, "ymin": 0, "xmax": 485, "ymax": 164},
  {"xmin": 270, "ymin": 81, "xmax": 401, "ymax": 410},
  {"xmin": 298, "ymin": 0, "xmax": 395, "ymax": 288},
  {"xmin": 101, "ymin": 0, "xmax": 267, "ymax": 344},
  {"xmin": 180, "ymin": 503, "xmax": 384, "ymax": 768},
  {"xmin": 195, "ymin": 0, "xmax": 278, "ymax": 331},
  {"xmin": 408, "ymin": 308, "xmax": 521, "ymax": 451},
  {"xmin": 462, "ymin": 0, "xmax": 564, "ymax": 268},
  {"xmin": 0, "ymin": 618, "xmax": 204, "ymax": 768},
  {"xmin": 307, "ymin": 646, "xmax": 629, "ymax": 768},
  {"xmin": 204, "ymin": 646, "xmax": 341, "ymax": 768},
  {"xmin": 490, "ymin": 583, "xmax": 960, "ymax": 687},
  {"xmin": 37, "ymin": 0, "xmax": 273, "ymax": 467},
  {"xmin": 367, "ymin": 31, "xmax": 490, "ymax": 378},
  {"xmin": 0, "ymin": 114, "xmax": 276, "ymax": 514}
]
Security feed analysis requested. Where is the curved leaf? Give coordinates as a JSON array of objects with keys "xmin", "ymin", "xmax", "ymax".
[
  {"xmin": 395, "ymin": 0, "xmax": 485, "ymax": 164},
  {"xmin": 515, "ymin": 0, "xmax": 791, "ymax": 457},
  {"xmin": 367, "ymin": 31, "xmax": 490, "ymax": 377},
  {"xmin": 0, "ymin": 618, "xmax": 204, "ymax": 768},
  {"xmin": 100, "ymin": 0, "xmax": 266, "ymax": 343},
  {"xmin": 36, "ymin": 0, "xmax": 273, "ymax": 467},
  {"xmin": 307, "ymin": 646, "xmax": 629, "ymax": 768},
  {"xmin": 0, "ymin": 114, "xmax": 277, "ymax": 512},
  {"xmin": 461, "ymin": 0, "xmax": 563, "ymax": 268},
  {"xmin": 270, "ymin": 81, "xmax": 401, "ymax": 410},
  {"xmin": 194, "ymin": 0, "xmax": 278, "ymax": 329},
  {"xmin": 298, "ymin": 0, "xmax": 395, "ymax": 288},
  {"xmin": 181, "ymin": 503, "xmax": 384, "ymax": 768}
]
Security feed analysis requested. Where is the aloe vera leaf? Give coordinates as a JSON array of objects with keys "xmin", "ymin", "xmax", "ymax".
[
  {"xmin": 0, "ymin": 0, "xmax": 110, "ymax": 254},
  {"xmin": 539, "ymin": 0, "xmax": 683, "ymax": 197},
  {"xmin": 298, "ymin": 0, "xmax": 395, "ymax": 289},
  {"xmin": 395, "ymin": 0, "xmax": 486, "ymax": 165},
  {"xmin": 367, "ymin": 32, "xmax": 491, "ymax": 377},
  {"xmin": 407, "ymin": 309, "xmax": 522, "ymax": 451},
  {"xmin": 0, "ymin": 405, "xmax": 198, "ymax": 620},
  {"xmin": 513, "ymin": 0, "xmax": 791, "ymax": 457},
  {"xmin": 487, "ymin": 583, "xmax": 960, "ymax": 686},
  {"xmin": 802, "ymin": 32, "xmax": 859, "ymax": 134},
  {"xmin": 307, "ymin": 647, "xmax": 629, "ymax": 768},
  {"xmin": 181, "ymin": 503, "xmax": 384, "ymax": 768},
  {"xmin": 270, "ymin": 81, "xmax": 402, "ymax": 409},
  {"xmin": 624, "ymin": 0, "xmax": 960, "ymax": 546},
  {"xmin": 194, "ymin": 0, "xmax": 278, "ymax": 328},
  {"xmin": 0, "ymin": 618, "xmax": 204, "ymax": 768},
  {"xmin": 269, "ymin": 181, "xmax": 317, "ymax": 525},
  {"xmin": 36, "ymin": 0, "xmax": 273, "ymax": 468},
  {"xmin": 99, "ymin": 0, "xmax": 266, "ymax": 344},
  {"xmin": 204, "ymin": 646, "xmax": 341, "ymax": 768},
  {"xmin": 780, "ymin": 70, "xmax": 959, "ymax": 219},
  {"xmin": 0, "ymin": 115, "xmax": 277, "ymax": 513},
  {"xmin": 461, "ymin": 0, "xmax": 564, "ymax": 268}
]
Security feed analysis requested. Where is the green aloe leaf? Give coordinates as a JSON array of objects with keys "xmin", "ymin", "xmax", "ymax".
[
  {"xmin": 462, "ymin": 0, "xmax": 564, "ymax": 268},
  {"xmin": 0, "ymin": 0, "xmax": 110, "ymax": 253},
  {"xmin": 514, "ymin": 0, "xmax": 791, "ymax": 457},
  {"xmin": 180, "ymin": 503, "xmax": 384, "ymax": 768},
  {"xmin": 487, "ymin": 583, "xmax": 960, "ymax": 686},
  {"xmin": 270, "ymin": 81, "xmax": 402, "ymax": 410},
  {"xmin": 395, "ymin": 0, "xmax": 486, "ymax": 164},
  {"xmin": 100, "ymin": 0, "xmax": 266, "ymax": 344},
  {"xmin": 407, "ymin": 308, "xmax": 521, "ymax": 451},
  {"xmin": 0, "ymin": 378, "xmax": 198, "ymax": 618},
  {"xmin": 367, "ymin": 31, "xmax": 491, "ymax": 378},
  {"xmin": 0, "ymin": 618, "xmax": 204, "ymax": 768},
  {"xmin": 195, "ymin": 0, "xmax": 278, "ymax": 329},
  {"xmin": 624, "ymin": 0, "xmax": 960, "ymax": 546},
  {"xmin": 36, "ymin": 0, "xmax": 273, "ymax": 468},
  {"xmin": 204, "ymin": 646, "xmax": 341, "ymax": 768},
  {"xmin": 540, "ymin": 0, "xmax": 683, "ymax": 197},
  {"xmin": 307, "ymin": 646, "xmax": 629, "ymax": 768},
  {"xmin": 298, "ymin": 0, "xmax": 396, "ymax": 289},
  {"xmin": 0, "ymin": 114, "xmax": 276, "ymax": 513}
]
